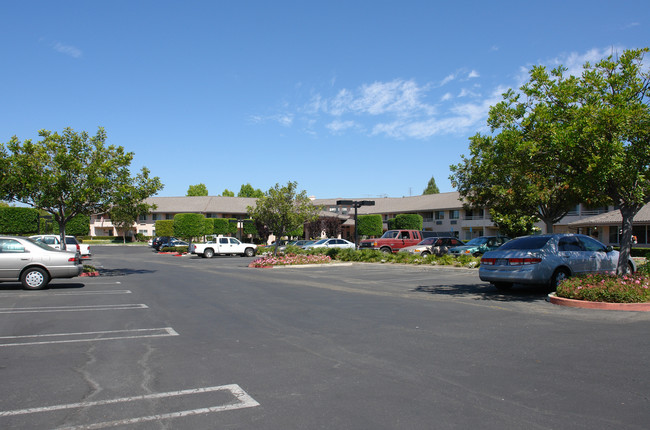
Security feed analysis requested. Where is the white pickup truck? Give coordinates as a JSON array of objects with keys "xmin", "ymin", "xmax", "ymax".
[
  {"xmin": 29, "ymin": 234, "xmax": 91, "ymax": 258},
  {"xmin": 190, "ymin": 237, "xmax": 257, "ymax": 258}
]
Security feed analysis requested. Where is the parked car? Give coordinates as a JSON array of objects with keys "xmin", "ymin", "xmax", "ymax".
[
  {"xmin": 303, "ymin": 238, "xmax": 355, "ymax": 250},
  {"xmin": 29, "ymin": 234, "xmax": 91, "ymax": 257},
  {"xmin": 160, "ymin": 239, "xmax": 188, "ymax": 249},
  {"xmin": 399, "ymin": 237, "xmax": 465, "ymax": 256},
  {"xmin": 289, "ymin": 240, "xmax": 315, "ymax": 248},
  {"xmin": 152, "ymin": 236, "xmax": 175, "ymax": 251},
  {"xmin": 190, "ymin": 237, "xmax": 257, "ymax": 258},
  {"xmin": 0, "ymin": 236, "xmax": 83, "ymax": 290},
  {"xmin": 448, "ymin": 236, "xmax": 510, "ymax": 257},
  {"xmin": 479, "ymin": 233, "xmax": 636, "ymax": 291}
]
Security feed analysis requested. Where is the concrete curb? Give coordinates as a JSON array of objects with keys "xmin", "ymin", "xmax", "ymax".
[
  {"xmin": 80, "ymin": 271, "xmax": 100, "ymax": 277},
  {"xmin": 548, "ymin": 292, "xmax": 650, "ymax": 311},
  {"xmin": 249, "ymin": 262, "xmax": 354, "ymax": 269}
]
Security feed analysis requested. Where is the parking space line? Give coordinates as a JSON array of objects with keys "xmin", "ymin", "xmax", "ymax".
[
  {"xmin": 0, "ymin": 384, "xmax": 259, "ymax": 429},
  {"xmin": 0, "ymin": 290, "xmax": 131, "ymax": 299},
  {"xmin": 0, "ymin": 304, "xmax": 147, "ymax": 314},
  {"xmin": 0, "ymin": 327, "xmax": 179, "ymax": 347}
]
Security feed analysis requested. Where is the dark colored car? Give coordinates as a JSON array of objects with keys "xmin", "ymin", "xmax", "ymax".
[
  {"xmin": 152, "ymin": 236, "xmax": 175, "ymax": 251},
  {"xmin": 479, "ymin": 233, "xmax": 636, "ymax": 290},
  {"xmin": 449, "ymin": 236, "xmax": 510, "ymax": 257}
]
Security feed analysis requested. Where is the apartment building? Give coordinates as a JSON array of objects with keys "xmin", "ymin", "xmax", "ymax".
[{"xmin": 90, "ymin": 192, "xmax": 635, "ymax": 246}]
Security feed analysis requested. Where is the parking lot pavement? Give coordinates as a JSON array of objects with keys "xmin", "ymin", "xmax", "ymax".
[{"xmin": 1, "ymin": 246, "xmax": 649, "ymax": 429}]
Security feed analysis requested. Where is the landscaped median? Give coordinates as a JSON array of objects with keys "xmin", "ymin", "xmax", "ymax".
[
  {"xmin": 249, "ymin": 247, "xmax": 481, "ymax": 269},
  {"xmin": 552, "ymin": 271, "xmax": 650, "ymax": 311}
]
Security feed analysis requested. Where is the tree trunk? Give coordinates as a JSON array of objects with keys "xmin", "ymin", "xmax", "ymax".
[{"xmin": 617, "ymin": 205, "xmax": 638, "ymax": 275}]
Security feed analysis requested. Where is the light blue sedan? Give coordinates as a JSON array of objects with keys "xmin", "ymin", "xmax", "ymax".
[{"xmin": 479, "ymin": 234, "xmax": 635, "ymax": 291}]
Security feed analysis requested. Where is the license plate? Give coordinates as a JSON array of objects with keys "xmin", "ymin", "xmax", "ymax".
[{"xmin": 496, "ymin": 258, "xmax": 509, "ymax": 266}]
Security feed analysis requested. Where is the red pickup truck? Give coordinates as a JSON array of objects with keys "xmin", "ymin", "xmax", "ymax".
[{"xmin": 359, "ymin": 230, "xmax": 426, "ymax": 253}]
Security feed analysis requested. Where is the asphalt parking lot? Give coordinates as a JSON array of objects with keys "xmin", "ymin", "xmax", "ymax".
[{"xmin": 0, "ymin": 245, "xmax": 648, "ymax": 429}]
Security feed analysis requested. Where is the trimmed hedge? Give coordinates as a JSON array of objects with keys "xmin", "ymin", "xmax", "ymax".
[
  {"xmin": 155, "ymin": 220, "xmax": 174, "ymax": 236},
  {"xmin": 393, "ymin": 214, "xmax": 423, "ymax": 230},
  {"xmin": 0, "ymin": 207, "xmax": 39, "ymax": 234},
  {"xmin": 357, "ymin": 214, "xmax": 383, "ymax": 237}
]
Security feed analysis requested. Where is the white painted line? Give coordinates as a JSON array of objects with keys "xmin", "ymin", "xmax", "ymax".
[
  {"xmin": 0, "ymin": 327, "xmax": 178, "ymax": 347},
  {"xmin": 0, "ymin": 304, "xmax": 147, "ymax": 314},
  {"xmin": 52, "ymin": 289, "xmax": 131, "ymax": 295},
  {"xmin": 0, "ymin": 290, "xmax": 132, "ymax": 299},
  {"xmin": 0, "ymin": 384, "xmax": 259, "ymax": 429}
]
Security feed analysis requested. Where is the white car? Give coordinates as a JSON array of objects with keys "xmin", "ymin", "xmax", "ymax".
[
  {"xmin": 29, "ymin": 234, "xmax": 91, "ymax": 258},
  {"xmin": 303, "ymin": 238, "xmax": 355, "ymax": 250}
]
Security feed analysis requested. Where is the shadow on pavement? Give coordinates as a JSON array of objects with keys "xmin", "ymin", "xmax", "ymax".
[
  {"xmin": 98, "ymin": 268, "xmax": 157, "ymax": 277},
  {"xmin": 413, "ymin": 283, "xmax": 552, "ymax": 302}
]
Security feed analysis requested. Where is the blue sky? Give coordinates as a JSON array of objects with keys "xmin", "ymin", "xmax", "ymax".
[{"xmin": 2, "ymin": 1, "xmax": 648, "ymax": 199}]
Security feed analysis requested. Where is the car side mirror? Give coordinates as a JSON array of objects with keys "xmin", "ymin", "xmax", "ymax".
[{"xmin": 606, "ymin": 246, "xmax": 614, "ymax": 252}]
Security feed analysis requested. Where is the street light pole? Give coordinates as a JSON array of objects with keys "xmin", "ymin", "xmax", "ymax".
[{"xmin": 336, "ymin": 200, "xmax": 375, "ymax": 248}]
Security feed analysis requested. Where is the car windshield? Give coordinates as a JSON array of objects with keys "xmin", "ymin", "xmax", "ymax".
[
  {"xmin": 26, "ymin": 237, "xmax": 61, "ymax": 252},
  {"xmin": 465, "ymin": 237, "xmax": 489, "ymax": 246},
  {"xmin": 498, "ymin": 236, "xmax": 551, "ymax": 251},
  {"xmin": 314, "ymin": 239, "xmax": 328, "ymax": 245},
  {"xmin": 380, "ymin": 231, "xmax": 400, "ymax": 239},
  {"xmin": 417, "ymin": 237, "xmax": 437, "ymax": 245}
]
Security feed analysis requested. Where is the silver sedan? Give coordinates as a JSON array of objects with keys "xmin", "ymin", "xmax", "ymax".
[
  {"xmin": 479, "ymin": 234, "xmax": 635, "ymax": 291},
  {"xmin": 0, "ymin": 236, "xmax": 83, "ymax": 290}
]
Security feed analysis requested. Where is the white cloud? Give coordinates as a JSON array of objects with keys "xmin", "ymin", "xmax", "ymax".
[
  {"xmin": 326, "ymin": 120, "xmax": 358, "ymax": 133},
  {"xmin": 468, "ymin": 70, "xmax": 480, "ymax": 79},
  {"xmin": 440, "ymin": 73, "xmax": 455, "ymax": 86},
  {"xmin": 441, "ymin": 92, "xmax": 452, "ymax": 101},
  {"xmin": 52, "ymin": 42, "xmax": 82, "ymax": 58}
]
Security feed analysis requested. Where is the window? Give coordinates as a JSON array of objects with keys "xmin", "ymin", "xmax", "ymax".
[
  {"xmin": 558, "ymin": 237, "xmax": 583, "ymax": 251},
  {"xmin": 152, "ymin": 214, "xmax": 159, "ymax": 221},
  {"xmin": 165, "ymin": 214, "xmax": 173, "ymax": 220},
  {"xmin": 579, "ymin": 236, "xmax": 607, "ymax": 252},
  {"xmin": 229, "ymin": 238, "xmax": 241, "ymax": 245},
  {"xmin": 219, "ymin": 238, "xmax": 228, "ymax": 244},
  {"xmin": 434, "ymin": 211, "xmax": 445, "ymax": 220},
  {"xmin": 0, "ymin": 239, "xmax": 25, "ymax": 253},
  {"xmin": 400, "ymin": 231, "xmax": 410, "ymax": 239},
  {"xmin": 449, "ymin": 210, "xmax": 459, "ymax": 219},
  {"xmin": 633, "ymin": 225, "xmax": 647, "ymax": 244},
  {"xmin": 139, "ymin": 214, "xmax": 147, "ymax": 222},
  {"xmin": 609, "ymin": 226, "xmax": 620, "ymax": 244}
]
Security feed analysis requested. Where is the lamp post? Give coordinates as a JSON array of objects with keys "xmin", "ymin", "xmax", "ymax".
[{"xmin": 336, "ymin": 200, "xmax": 375, "ymax": 248}]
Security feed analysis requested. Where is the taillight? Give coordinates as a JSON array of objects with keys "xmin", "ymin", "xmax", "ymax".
[
  {"xmin": 481, "ymin": 258, "xmax": 496, "ymax": 265},
  {"xmin": 509, "ymin": 258, "xmax": 542, "ymax": 266},
  {"xmin": 68, "ymin": 257, "xmax": 77, "ymax": 262}
]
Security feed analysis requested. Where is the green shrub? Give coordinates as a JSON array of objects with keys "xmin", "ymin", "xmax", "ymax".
[
  {"xmin": 0, "ymin": 207, "xmax": 39, "ymax": 234},
  {"xmin": 155, "ymin": 220, "xmax": 174, "ymax": 236},
  {"xmin": 393, "ymin": 214, "xmax": 423, "ymax": 230},
  {"xmin": 357, "ymin": 215, "xmax": 383, "ymax": 237}
]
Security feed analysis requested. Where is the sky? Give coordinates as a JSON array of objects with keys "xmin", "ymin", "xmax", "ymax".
[{"xmin": 1, "ymin": 1, "xmax": 648, "ymax": 199}]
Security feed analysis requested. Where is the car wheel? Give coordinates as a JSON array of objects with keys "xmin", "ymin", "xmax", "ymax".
[
  {"xmin": 21, "ymin": 267, "xmax": 49, "ymax": 290},
  {"xmin": 380, "ymin": 247, "xmax": 392, "ymax": 253},
  {"xmin": 550, "ymin": 268, "xmax": 570, "ymax": 289},
  {"xmin": 420, "ymin": 251, "xmax": 430, "ymax": 257},
  {"xmin": 493, "ymin": 282, "xmax": 512, "ymax": 291},
  {"xmin": 203, "ymin": 248, "xmax": 214, "ymax": 259},
  {"xmin": 244, "ymin": 247, "xmax": 255, "ymax": 257}
]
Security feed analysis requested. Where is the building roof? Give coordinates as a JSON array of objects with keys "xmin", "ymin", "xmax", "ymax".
[
  {"xmin": 145, "ymin": 192, "xmax": 465, "ymax": 215},
  {"xmin": 568, "ymin": 203, "xmax": 650, "ymax": 227},
  {"xmin": 145, "ymin": 196, "xmax": 257, "ymax": 214}
]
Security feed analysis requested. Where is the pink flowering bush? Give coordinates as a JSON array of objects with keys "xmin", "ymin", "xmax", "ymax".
[
  {"xmin": 249, "ymin": 253, "xmax": 332, "ymax": 268},
  {"xmin": 556, "ymin": 272, "xmax": 650, "ymax": 303}
]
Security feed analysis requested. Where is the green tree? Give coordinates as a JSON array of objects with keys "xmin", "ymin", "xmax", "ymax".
[
  {"xmin": 489, "ymin": 208, "xmax": 539, "ymax": 238},
  {"xmin": 186, "ymin": 183, "xmax": 208, "ymax": 196},
  {"xmin": 237, "ymin": 183, "xmax": 264, "ymax": 198},
  {"xmin": 155, "ymin": 220, "xmax": 174, "ymax": 237},
  {"xmin": 221, "ymin": 189, "xmax": 235, "ymax": 197},
  {"xmin": 422, "ymin": 176, "xmax": 440, "ymax": 194},
  {"xmin": 58, "ymin": 214, "xmax": 91, "ymax": 237},
  {"xmin": 393, "ymin": 214, "xmax": 423, "ymax": 230},
  {"xmin": 109, "ymin": 168, "xmax": 163, "ymax": 243},
  {"xmin": 247, "ymin": 181, "xmax": 320, "ymax": 255},
  {"xmin": 357, "ymin": 214, "xmax": 383, "ymax": 237},
  {"xmin": 2, "ymin": 127, "xmax": 162, "ymax": 250},
  {"xmin": 173, "ymin": 213, "xmax": 207, "ymax": 249},
  {"xmin": 573, "ymin": 48, "xmax": 650, "ymax": 274},
  {"xmin": 450, "ymin": 48, "xmax": 650, "ymax": 274}
]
